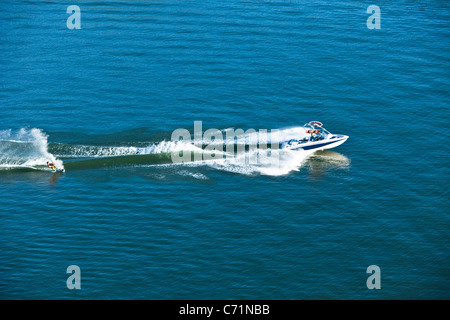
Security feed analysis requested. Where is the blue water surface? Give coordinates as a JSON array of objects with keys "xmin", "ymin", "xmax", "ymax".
[{"xmin": 0, "ymin": 0, "xmax": 449, "ymax": 299}]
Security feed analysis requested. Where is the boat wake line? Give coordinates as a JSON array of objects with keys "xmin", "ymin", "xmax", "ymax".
[{"xmin": 0, "ymin": 128, "xmax": 350, "ymax": 177}]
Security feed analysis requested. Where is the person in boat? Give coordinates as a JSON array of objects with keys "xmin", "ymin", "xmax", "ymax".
[
  {"xmin": 306, "ymin": 129, "xmax": 319, "ymax": 141},
  {"xmin": 47, "ymin": 161, "xmax": 56, "ymax": 170}
]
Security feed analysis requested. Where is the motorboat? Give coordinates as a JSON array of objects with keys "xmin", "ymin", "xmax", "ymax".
[{"xmin": 281, "ymin": 121, "xmax": 348, "ymax": 151}]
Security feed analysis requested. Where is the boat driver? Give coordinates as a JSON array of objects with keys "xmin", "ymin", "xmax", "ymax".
[{"xmin": 307, "ymin": 129, "xmax": 319, "ymax": 141}]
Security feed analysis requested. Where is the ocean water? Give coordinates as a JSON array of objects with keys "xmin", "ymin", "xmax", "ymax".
[{"xmin": 0, "ymin": 0, "xmax": 449, "ymax": 299}]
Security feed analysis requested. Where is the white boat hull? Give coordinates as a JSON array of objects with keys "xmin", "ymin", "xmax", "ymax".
[{"xmin": 281, "ymin": 135, "xmax": 349, "ymax": 152}]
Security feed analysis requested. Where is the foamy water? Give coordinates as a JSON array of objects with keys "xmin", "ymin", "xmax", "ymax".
[
  {"xmin": 1, "ymin": 126, "xmax": 320, "ymax": 176},
  {"xmin": 0, "ymin": 128, "xmax": 63, "ymax": 170}
]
